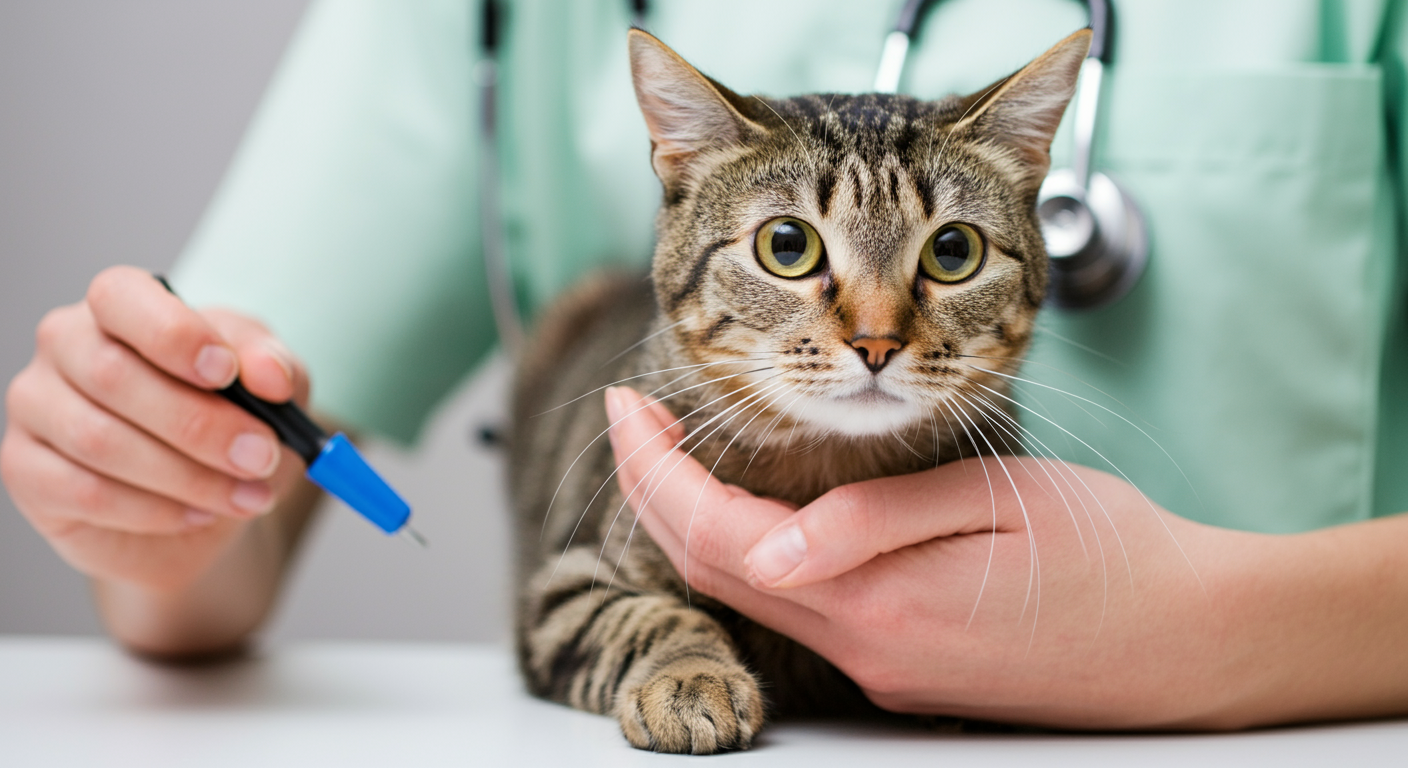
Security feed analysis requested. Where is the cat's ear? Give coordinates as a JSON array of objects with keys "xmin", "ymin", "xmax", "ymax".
[
  {"xmin": 628, "ymin": 29, "xmax": 763, "ymax": 190},
  {"xmin": 954, "ymin": 29, "xmax": 1092, "ymax": 180}
]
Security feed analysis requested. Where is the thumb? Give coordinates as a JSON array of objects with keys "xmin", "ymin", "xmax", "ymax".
[{"xmin": 745, "ymin": 457, "xmax": 1021, "ymax": 588}]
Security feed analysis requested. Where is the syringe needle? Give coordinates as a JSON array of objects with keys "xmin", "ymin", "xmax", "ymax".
[{"xmin": 399, "ymin": 525, "xmax": 429, "ymax": 548}]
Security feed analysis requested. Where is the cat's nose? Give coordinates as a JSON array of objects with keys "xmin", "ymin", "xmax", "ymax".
[{"xmin": 849, "ymin": 336, "xmax": 904, "ymax": 373}]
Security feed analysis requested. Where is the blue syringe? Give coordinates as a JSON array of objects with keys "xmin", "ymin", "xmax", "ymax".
[{"xmin": 156, "ymin": 275, "xmax": 424, "ymax": 546}]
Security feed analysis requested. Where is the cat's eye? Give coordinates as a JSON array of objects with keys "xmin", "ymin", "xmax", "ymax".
[
  {"xmin": 755, "ymin": 217, "xmax": 825, "ymax": 278},
  {"xmin": 920, "ymin": 223, "xmax": 985, "ymax": 283}
]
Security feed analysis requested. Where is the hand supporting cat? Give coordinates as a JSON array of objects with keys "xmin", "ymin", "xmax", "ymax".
[{"xmin": 606, "ymin": 384, "xmax": 1408, "ymax": 730}]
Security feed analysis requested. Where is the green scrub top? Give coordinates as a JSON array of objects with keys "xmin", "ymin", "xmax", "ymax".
[{"xmin": 171, "ymin": 0, "xmax": 1408, "ymax": 534}]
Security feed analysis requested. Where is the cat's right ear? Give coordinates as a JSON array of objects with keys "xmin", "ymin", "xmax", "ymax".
[
  {"xmin": 952, "ymin": 29, "xmax": 1091, "ymax": 186},
  {"xmin": 628, "ymin": 30, "xmax": 762, "ymax": 191}
]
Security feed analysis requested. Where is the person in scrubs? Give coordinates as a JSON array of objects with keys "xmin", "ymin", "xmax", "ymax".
[{"xmin": 4, "ymin": 0, "xmax": 1407, "ymax": 728}]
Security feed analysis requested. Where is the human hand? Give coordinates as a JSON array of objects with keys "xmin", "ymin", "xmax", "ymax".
[
  {"xmin": 2, "ymin": 266, "xmax": 311, "ymax": 593},
  {"xmin": 605, "ymin": 385, "xmax": 1271, "ymax": 730}
]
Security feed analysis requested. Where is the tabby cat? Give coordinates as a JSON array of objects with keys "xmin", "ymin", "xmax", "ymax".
[{"xmin": 509, "ymin": 28, "xmax": 1091, "ymax": 754}]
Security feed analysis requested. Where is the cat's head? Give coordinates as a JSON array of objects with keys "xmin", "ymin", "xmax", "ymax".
[{"xmin": 630, "ymin": 29, "xmax": 1089, "ymax": 438}]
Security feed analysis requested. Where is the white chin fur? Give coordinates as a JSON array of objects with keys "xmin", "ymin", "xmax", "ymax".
[{"xmin": 787, "ymin": 391, "xmax": 927, "ymax": 437}]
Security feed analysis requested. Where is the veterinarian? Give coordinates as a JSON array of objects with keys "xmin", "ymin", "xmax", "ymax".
[{"xmin": 4, "ymin": 0, "xmax": 1407, "ymax": 729}]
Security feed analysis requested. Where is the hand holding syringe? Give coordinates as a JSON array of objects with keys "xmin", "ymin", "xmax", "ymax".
[
  {"xmin": 155, "ymin": 275, "xmax": 425, "ymax": 546},
  {"xmin": 3, "ymin": 265, "xmax": 422, "ymax": 655}
]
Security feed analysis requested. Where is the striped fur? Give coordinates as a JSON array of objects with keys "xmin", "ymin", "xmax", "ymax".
[{"xmin": 509, "ymin": 30, "xmax": 1091, "ymax": 754}]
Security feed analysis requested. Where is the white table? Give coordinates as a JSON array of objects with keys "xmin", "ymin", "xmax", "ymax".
[{"xmin": 3, "ymin": 637, "xmax": 1406, "ymax": 767}]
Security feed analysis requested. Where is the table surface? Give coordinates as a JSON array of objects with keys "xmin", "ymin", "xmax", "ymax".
[{"xmin": 3, "ymin": 637, "xmax": 1407, "ymax": 767}]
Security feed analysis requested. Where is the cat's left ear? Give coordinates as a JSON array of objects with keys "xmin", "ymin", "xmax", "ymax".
[
  {"xmin": 954, "ymin": 29, "xmax": 1092, "ymax": 181},
  {"xmin": 628, "ymin": 29, "xmax": 764, "ymax": 191}
]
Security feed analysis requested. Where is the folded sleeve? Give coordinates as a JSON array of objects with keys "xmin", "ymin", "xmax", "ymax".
[{"xmin": 171, "ymin": 0, "xmax": 495, "ymax": 444}]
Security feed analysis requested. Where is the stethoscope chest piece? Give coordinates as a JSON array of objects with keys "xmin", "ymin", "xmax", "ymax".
[{"xmin": 1038, "ymin": 168, "xmax": 1146, "ymax": 311}]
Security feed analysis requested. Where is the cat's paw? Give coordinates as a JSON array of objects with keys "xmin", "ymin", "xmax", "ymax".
[{"xmin": 618, "ymin": 656, "xmax": 764, "ymax": 754}]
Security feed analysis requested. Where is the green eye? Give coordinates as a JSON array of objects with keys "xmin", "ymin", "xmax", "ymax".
[
  {"xmin": 755, "ymin": 217, "xmax": 824, "ymax": 278},
  {"xmin": 920, "ymin": 223, "xmax": 985, "ymax": 283}
]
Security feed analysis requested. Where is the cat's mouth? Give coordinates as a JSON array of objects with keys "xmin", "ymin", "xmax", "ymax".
[
  {"xmin": 786, "ymin": 380, "xmax": 925, "ymax": 437},
  {"xmin": 834, "ymin": 380, "xmax": 906, "ymax": 405}
]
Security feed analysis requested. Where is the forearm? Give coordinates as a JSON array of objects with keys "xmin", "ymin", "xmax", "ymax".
[
  {"xmin": 93, "ymin": 475, "xmax": 322, "ymax": 659},
  {"xmin": 1210, "ymin": 511, "xmax": 1408, "ymax": 728}
]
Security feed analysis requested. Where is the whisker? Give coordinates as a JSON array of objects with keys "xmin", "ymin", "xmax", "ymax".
[
  {"xmin": 739, "ymin": 391, "xmax": 806, "ymax": 482},
  {"xmin": 935, "ymin": 404, "xmax": 968, "ymax": 471},
  {"xmin": 538, "ymin": 364, "xmax": 776, "ymax": 540},
  {"xmin": 968, "ymin": 364, "xmax": 1200, "ymax": 510},
  {"xmin": 603, "ymin": 381, "xmax": 789, "ymax": 595},
  {"xmin": 1033, "ymin": 323, "xmax": 1127, "ymax": 367},
  {"xmin": 957, "ymin": 355, "xmax": 1110, "ymax": 428},
  {"xmin": 754, "ymin": 96, "xmax": 816, "ymax": 172},
  {"xmin": 534, "ymin": 355, "xmax": 772, "ymax": 418},
  {"xmin": 960, "ymin": 394, "xmax": 1070, "ymax": 515},
  {"xmin": 604, "ymin": 384, "xmax": 796, "ymax": 599},
  {"xmin": 589, "ymin": 374, "xmax": 787, "ymax": 557},
  {"xmin": 926, "ymin": 410, "xmax": 941, "ymax": 467},
  {"xmin": 782, "ymin": 408, "xmax": 805, "ymax": 454},
  {"xmin": 954, "ymin": 389, "xmax": 1087, "ymax": 560},
  {"xmin": 957, "ymin": 353, "xmax": 1163, "ymax": 435},
  {"xmin": 942, "ymin": 400, "xmax": 998, "ymax": 631},
  {"xmin": 960, "ymin": 391, "xmax": 1126, "ymax": 641},
  {"xmin": 596, "ymin": 319, "xmax": 686, "ymax": 371},
  {"xmin": 820, "ymin": 92, "xmax": 839, "ymax": 151},
  {"xmin": 793, "ymin": 431, "xmax": 830, "ymax": 456},
  {"xmin": 968, "ymin": 385, "xmax": 1134, "ymax": 588},
  {"xmin": 543, "ymin": 371, "xmax": 781, "ymax": 589},
  {"xmin": 964, "ymin": 393, "xmax": 1115, "ymax": 637},
  {"xmin": 680, "ymin": 383, "xmax": 794, "ymax": 603},
  {"xmin": 968, "ymin": 377, "xmax": 1206, "ymax": 595},
  {"xmin": 948, "ymin": 399, "xmax": 1041, "ymax": 652},
  {"xmin": 1008, "ymin": 380, "xmax": 1081, "ymax": 455},
  {"xmin": 930, "ymin": 79, "xmax": 1004, "ymax": 163},
  {"xmin": 888, "ymin": 421, "xmax": 929, "ymax": 462},
  {"xmin": 597, "ymin": 380, "xmax": 789, "ymax": 601}
]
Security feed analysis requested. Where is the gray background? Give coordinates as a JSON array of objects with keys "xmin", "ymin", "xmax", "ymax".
[{"xmin": 0, "ymin": 0, "xmax": 512, "ymax": 643}]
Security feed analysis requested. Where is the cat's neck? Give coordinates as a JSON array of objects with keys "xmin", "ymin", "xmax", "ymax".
[{"xmin": 698, "ymin": 429, "xmax": 956, "ymax": 507}]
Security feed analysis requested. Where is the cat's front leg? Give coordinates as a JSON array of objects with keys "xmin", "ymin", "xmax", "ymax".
[{"xmin": 519, "ymin": 547, "xmax": 765, "ymax": 754}]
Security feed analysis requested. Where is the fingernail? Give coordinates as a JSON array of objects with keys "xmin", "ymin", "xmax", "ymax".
[
  {"xmin": 263, "ymin": 338, "xmax": 297, "ymax": 385},
  {"xmin": 231, "ymin": 481, "xmax": 274, "ymax": 515},
  {"xmin": 195, "ymin": 345, "xmax": 238, "ymax": 388},
  {"xmin": 184, "ymin": 509, "xmax": 216, "ymax": 528},
  {"xmin": 604, "ymin": 387, "xmax": 623, "ymax": 423},
  {"xmin": 747, "ymin": 524, "xmax": 807, "ymax": 586},
  {"xmin": 229, "ymin": 433, "xmax": 279, "ymax": 477}
]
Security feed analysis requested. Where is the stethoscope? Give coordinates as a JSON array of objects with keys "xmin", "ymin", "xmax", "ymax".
[{"xmin": 477, "ymin": 0, "xmax": 1146, "ymax": 354}]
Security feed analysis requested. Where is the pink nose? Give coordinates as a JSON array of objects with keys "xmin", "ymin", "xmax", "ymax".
[{"xmin": 849, "ymin": 336, "xmax": 903, "ymax": 373}]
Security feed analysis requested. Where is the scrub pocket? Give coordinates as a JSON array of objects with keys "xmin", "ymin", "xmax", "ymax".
[{"xmin": 1024, "ymin": 65, "xmax": 1390, "ymax": 533}]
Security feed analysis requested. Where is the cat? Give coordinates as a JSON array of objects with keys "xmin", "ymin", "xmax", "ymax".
[{"xmin": 508, "ymin": 28, "xmax": 1091, "ymax": 754}]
